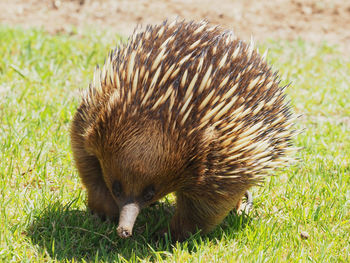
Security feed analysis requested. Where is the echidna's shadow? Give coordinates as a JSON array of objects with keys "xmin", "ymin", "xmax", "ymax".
[{"xmin": 27, "ymin": 200, "xmax": 252, "ymax": 261}]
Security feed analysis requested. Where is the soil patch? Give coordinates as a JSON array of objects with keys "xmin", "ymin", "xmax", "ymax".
[{"xmin": 1, "ymin": 0, "xmax": 349, "ymax": 54}]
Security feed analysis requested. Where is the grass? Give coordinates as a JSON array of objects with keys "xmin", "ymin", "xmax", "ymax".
[{"xmin": 0, "ymin": 26, "xmax": 349, "ymax": 262}]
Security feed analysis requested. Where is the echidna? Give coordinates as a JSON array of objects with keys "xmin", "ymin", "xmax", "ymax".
[{"xmin": 71, "ymin": 20, "xmax": 297, "ymax": 241}]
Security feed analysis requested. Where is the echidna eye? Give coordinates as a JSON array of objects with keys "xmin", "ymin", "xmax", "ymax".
[
  {"xmin": 112, "ymin": 181, "xmax": 122, "ymax": 198},
  {"xmin": 143, "ymin": 185, "xmax": 155, "ymax": 202}
]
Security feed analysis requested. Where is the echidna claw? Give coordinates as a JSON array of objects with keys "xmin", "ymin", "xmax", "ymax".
[
  {"xmin": 244, "ymin": 190, "xmax": 253, "ymax": 213},
  {"xmin": 237, "ymin": 190, "xmax": 253, "ymax": 215}
]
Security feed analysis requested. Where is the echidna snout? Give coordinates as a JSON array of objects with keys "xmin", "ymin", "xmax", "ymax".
[{"xmin": 117, "ymin": 202, "xmax": 140, "ymax": 238}]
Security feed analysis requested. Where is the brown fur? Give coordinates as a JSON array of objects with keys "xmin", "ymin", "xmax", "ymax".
[{"xmin": 70, "ymin": 20, "xmax": 296, "ymax": 241}]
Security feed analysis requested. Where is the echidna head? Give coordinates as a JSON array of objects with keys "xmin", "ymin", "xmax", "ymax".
[
  {"xmin": 99, "ymin": 155, "xmax": 163, "ymax": 239},
  {"xmin": 91, "ymin": 119, "xmax": 180, "ymax": 238}
]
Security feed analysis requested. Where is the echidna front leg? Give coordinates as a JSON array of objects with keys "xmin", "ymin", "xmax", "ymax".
[
  {"xmin": 170, "ymin": 191, "xmax": 235, "ymax": 241},
  {"xmin": 73, "ymin": 149, "xmax": 119, "ymax": 220},
  {"xmin": 86, "ymin": 174, "xmax": 119, "ymax": 221},
  {"xmin": 71, "ymin": 114, "xmax": 119, "ymax": 220}
]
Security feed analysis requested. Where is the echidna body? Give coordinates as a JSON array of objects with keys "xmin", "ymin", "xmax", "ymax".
[{"xmin": 71, "ymin": 20, "xmax": 296, "ymax": 240}]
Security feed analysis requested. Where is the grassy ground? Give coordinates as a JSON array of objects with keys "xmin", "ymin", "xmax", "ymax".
[{"xmin": 0, "ymin": 26, "xmax": 349, "ymax": 262}]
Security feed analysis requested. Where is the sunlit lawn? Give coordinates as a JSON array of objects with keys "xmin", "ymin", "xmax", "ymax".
[{"xmin": 0, "ymin": 26, "xmax": 349, "ymax": 262}]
